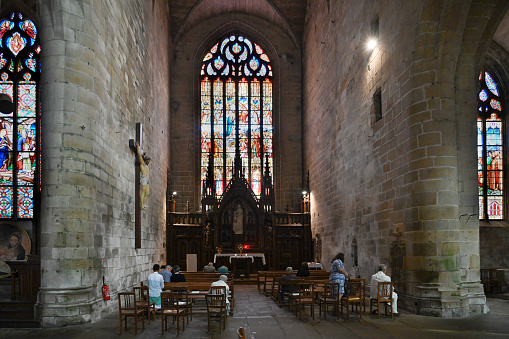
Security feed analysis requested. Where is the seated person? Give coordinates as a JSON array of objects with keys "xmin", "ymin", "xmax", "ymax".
[
  {"xmin": 217, "ymin": 265, "xmax": 228, "ymax": 273},
  {"xmin": 170, "ymin": 265, "xmax": 186, "ymax": 282},
  {"xmin": 203, "ymin": 262, "xmax": 216, "ymax": 272},
  {"xmin": 209, "ymin": 274, "xmax": 231, "ymax": 314},
  {"xmin": 369, "ymin": 264, "xmax": 399, "ymax": 316},
  {"xmin": 279, "ymin": 267, "xmax": 297, "ymax": 304},
  {"xmin": 161, "ymin": 264, "xmax": 172, "ymax": 282},
  {"xmin": 296, "ymin": 262, "xmax": 310, "ymax": 277}
]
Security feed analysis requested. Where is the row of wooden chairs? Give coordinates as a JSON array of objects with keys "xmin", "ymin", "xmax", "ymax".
[
  {"xmin": 277, "ymin": 278, "xmax": 395, "ymax": 320},
  {"xmin": 118, "ymin": 285, "xmax": 192, "ymax": 335}
]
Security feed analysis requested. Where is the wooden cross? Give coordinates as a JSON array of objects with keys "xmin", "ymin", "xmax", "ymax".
[{"xmin": 129, "ymin": 123, "xmax": 143, "ymax": 249}]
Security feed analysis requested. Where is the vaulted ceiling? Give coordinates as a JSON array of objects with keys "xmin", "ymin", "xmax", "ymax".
[{"xmin": 169, "ymin": 0, "xmax": 308, "ymax": 47}]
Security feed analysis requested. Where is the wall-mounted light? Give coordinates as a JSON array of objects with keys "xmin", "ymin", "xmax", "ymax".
[
  {"xmin": 367, "ymin": 15, "xmax": 379, "ymax": 51},
  {"xmin": 366, "ymin": 38, "xmax": 378, "ymax": 50},
  {"xmin": 302, "ymin": 190, "xmax": 308, "ymax": 196}
]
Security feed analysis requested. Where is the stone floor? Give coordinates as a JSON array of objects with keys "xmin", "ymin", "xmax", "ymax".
[{"xmin": 1, "ymin": 285, "xmax": 509, "ymax": 338}]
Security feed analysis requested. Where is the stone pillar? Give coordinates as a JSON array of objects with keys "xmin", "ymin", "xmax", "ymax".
[{"xmin": 36, "ymin": 0, "xmax": 170, "ymax": 326}]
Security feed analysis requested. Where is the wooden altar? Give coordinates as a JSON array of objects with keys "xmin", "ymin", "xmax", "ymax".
[
  {"xmin": 166, "ymin": 156, "xmax": 312, "ymax": 271},
  {"xmin": 213, "ymin": 253, "xmax": 266, "ymax": 278}
]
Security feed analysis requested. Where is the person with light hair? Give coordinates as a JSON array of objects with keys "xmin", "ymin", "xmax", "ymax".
[
  {"xmin": 210, "ymin": 274, "xmax": 231, "ymax": 314},
  {"xmin": 203, "ymin": 262, "xmax": 216, "ymax": 272},
  {"xmin": 369, "ymin": 264, "xmax": 399, "ymax": 316},
  {"xmin": 279, "ymin": 267, "xmax": 297, "ymax": 305}
]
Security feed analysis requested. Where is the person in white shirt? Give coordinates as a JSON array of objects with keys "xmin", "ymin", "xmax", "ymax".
[
  {"xmin": 210, "ymin": 274, "xmax": 230, "ymax": 314},
  {"xmin": 370, "ymin": 264, "xmax": 399, "ymax": 316},
  {"xmin": 148, "ymin": 264, "xmax": 164, "ymax": 309}
]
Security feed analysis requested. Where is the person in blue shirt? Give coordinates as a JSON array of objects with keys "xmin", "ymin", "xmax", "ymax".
[{"xmin": 161, "ymin": 264, "xmax": 172, "ymax": 282}]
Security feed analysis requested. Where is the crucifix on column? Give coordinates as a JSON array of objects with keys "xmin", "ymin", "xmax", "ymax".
[{"xmin": 129, "ymin": 123, "xmax": 150, "ymax": 248}]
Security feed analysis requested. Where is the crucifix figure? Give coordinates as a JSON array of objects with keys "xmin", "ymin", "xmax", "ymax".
[
  {"xmin": 129, "ymin": 123, "xmax": 149, "ymax": 248},
  {"xmin": 135, "ymin": 142, "xmax": 150, "ymax": 210}
]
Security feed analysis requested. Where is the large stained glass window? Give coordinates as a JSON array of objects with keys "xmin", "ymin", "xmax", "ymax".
[
  {"xmin": 0, "ymin": 12, "xmax": 40, "ymax": 219},
  {"xmin": 478, "ymin": 70, "xmax": 503, "ymax": 220},
  {"xmin": 201, "ymin": 34, "xmax": 273, "ymax": 198}
]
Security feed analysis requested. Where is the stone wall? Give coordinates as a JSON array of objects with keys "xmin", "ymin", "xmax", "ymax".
[
  {"xmin": 480, "ymin": 225, "xmax": 509, "ymax": 269},
  {"xmin": 303, "ymin": 0, "xmax": 508, "ymax": 317},
  {"xmin": 37, "ymin": 0, "xmax": 170, "ymax": 326},
  {"xmin": 170, "ymin": 13, "xmax": 303, "ymax": 213}
]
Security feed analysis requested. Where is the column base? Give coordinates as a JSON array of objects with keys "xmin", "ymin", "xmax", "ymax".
[{"xmin": 399, "ymin": 282, "xmax": 489, "ymax": 317}]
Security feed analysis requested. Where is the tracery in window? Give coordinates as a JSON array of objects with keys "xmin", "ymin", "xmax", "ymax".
[
  {"xmin": 0, "ymin": 12, "xmax": 40, "ymax": 219},
  {"xmin": 478, "ymin": 70, "xmax": 503, "ymax": 220},
  {"xmin": 201, "ymin": 34, "xmax": 272, "ymax": 198}
]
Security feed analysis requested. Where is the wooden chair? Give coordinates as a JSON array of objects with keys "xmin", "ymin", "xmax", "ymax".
[
  {"xmin": 170, "ymin": 285, "xmax": 193, "ymax": 322},
  {"xmin": 295, "ymin": 282, "xmax": 315, "ymax": 319},
  {"xmin": 369, "ymin": 281, "xmax": 393, "ymax": 318},
  {"xmin": 481, "ymin": 269, "xmax": 490, "ymax": 293},
  {"xmin": 489, "ymin": 269, "xmax": 502, "ymax": 293},
  {"xmin": 133, "ymin": 286, "xmax": 156, "ymax": 323},
  {"xmin": 279, "ymin": 279, "xmax": 300, "ymax": 310},
  {"xmin": 118, "ymin": 292, "xmax": 145, "ymax": 335},
  {"xmin": 205, "ymin": 293, "xmax": 227, "ymax": 333},
  {"xmin": 318, "ymin": 282, "xmax": 340, "ymax": 319},
  {"xmin": 161, "ymin": 291, "xmax": 186, "ymax": 335},
  {"xmin": 237, "ymin": 327, "xmax": 246, "ymax": 339},
  {"xmin": 210, "ymin": 285, "xmax": 230, "ymax": 315},
  {"xmin": 340, "ymin": 278, "xmax": 364, "ymax": 319}
]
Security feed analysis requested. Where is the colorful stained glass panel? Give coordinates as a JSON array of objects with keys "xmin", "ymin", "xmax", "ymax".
[
  {"xmin": 201, "ymin": 34, "xmax": 272, "ymax": 199},
  {"xmin": 17, "ymin": 186, "xmax": 32, "ymax": 218},
  {"xmin": 488, "ymin": 196, "xmax": 503, "ymax": 219},
  {"xmin": 479, "ymin": 89, "xmax": 488, "ymax": 102},
  {"xmin": 17, "ymin": 82, "xmax": 36, "ymax": 117},
  {"xmin": 490, "ymin": 99, "xmax": 501, "ymax": 111},
  {"xmin": 0, "ymin": 186, "xmax": 12, "ymax": 218},
  {"xmin": 485, "ymin": 72, "xmax": 500, "ymax": 96}
]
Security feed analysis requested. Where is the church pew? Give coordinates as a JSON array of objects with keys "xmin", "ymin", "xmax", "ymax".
[
  {"xmin": 261, "ymin": 270, "xmax": 329, "ymax": 297},
  {"xmin": 164, "ymin": 280, "xmax": 235, "ymax": 314}
]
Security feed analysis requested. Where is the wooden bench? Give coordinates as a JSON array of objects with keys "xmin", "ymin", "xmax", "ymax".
[
  {"xmin": 263, "ymin": 270, "xmax": 329, "ymax": 300},
  {"xmin": 164, "ymin": 280, "xmax": 235, "ymax": 314}
]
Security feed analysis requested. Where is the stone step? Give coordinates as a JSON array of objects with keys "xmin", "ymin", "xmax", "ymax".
[{"xmin": 0, "ymin": 301, "xmax": 38, "ymax": 327}]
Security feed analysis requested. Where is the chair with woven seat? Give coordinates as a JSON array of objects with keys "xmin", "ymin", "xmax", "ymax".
[
  {"xmin": 161, "ymin": 291, "xmax": 186, "ymax": 335},
  {"xmin": 369, "ymin": 281, "xmax": 393, "ymax": 318},
  {"xmin": 171, "ymin": 285, "xmax": 193, "ymax": 323},
  {"xmin": 118, "ymin": 292, "xmax": 145, "ymax": 335},
  {"xmin": 295, "ymin": 282, "xmax": 315, "ymax": 319},
  {"xmin": 318, "ymin": 282, "xmax": 340, "ymax": 319},
  {"xmin": 133, "ymin": 285, "xmax": 156, "ymax": 323},
  {"xmin": 206, "ymin": 293, "xmax": 227, "ymax": 333},
  {"xmin": 340, "ymin": 278, "xmax": 364, "ymax": 319}
]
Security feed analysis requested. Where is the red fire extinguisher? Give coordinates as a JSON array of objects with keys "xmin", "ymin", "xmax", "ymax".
[{"xmin": 102, "ymin": 276, "xmax": 110, "ymax": 301}]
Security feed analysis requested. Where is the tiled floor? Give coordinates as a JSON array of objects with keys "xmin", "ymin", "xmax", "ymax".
[{"xmin": 1, "ymin": 285, "xmax": 509, "ymax": 338}]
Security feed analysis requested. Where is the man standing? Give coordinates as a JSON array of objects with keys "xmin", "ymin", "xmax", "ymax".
[
  {"xmin": 210, "ymin": 275, "xmax": 231, "ymax": 314},
  {"xmin": 161, "ymin": 264, "xmax": 173, "ymax": 283},
  {"xmin": 148, "ymin": 264, "xmax": 164, "ymax": 309},
  {"xmin": 370, "ymin": 264, "xmax": 399, "ymax": 316}
]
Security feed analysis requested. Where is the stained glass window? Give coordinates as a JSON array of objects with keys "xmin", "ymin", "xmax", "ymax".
[
  {"xmin": 0, "ymin": 12, "xmax": 40, "ymax": 219},
  {"xmin": 201, "ymin": 34, "xmax": 273, "ymax": 198},
  {"xmin": 478, "ymin": 70, "xmax": 503, "ymax": 220}
]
